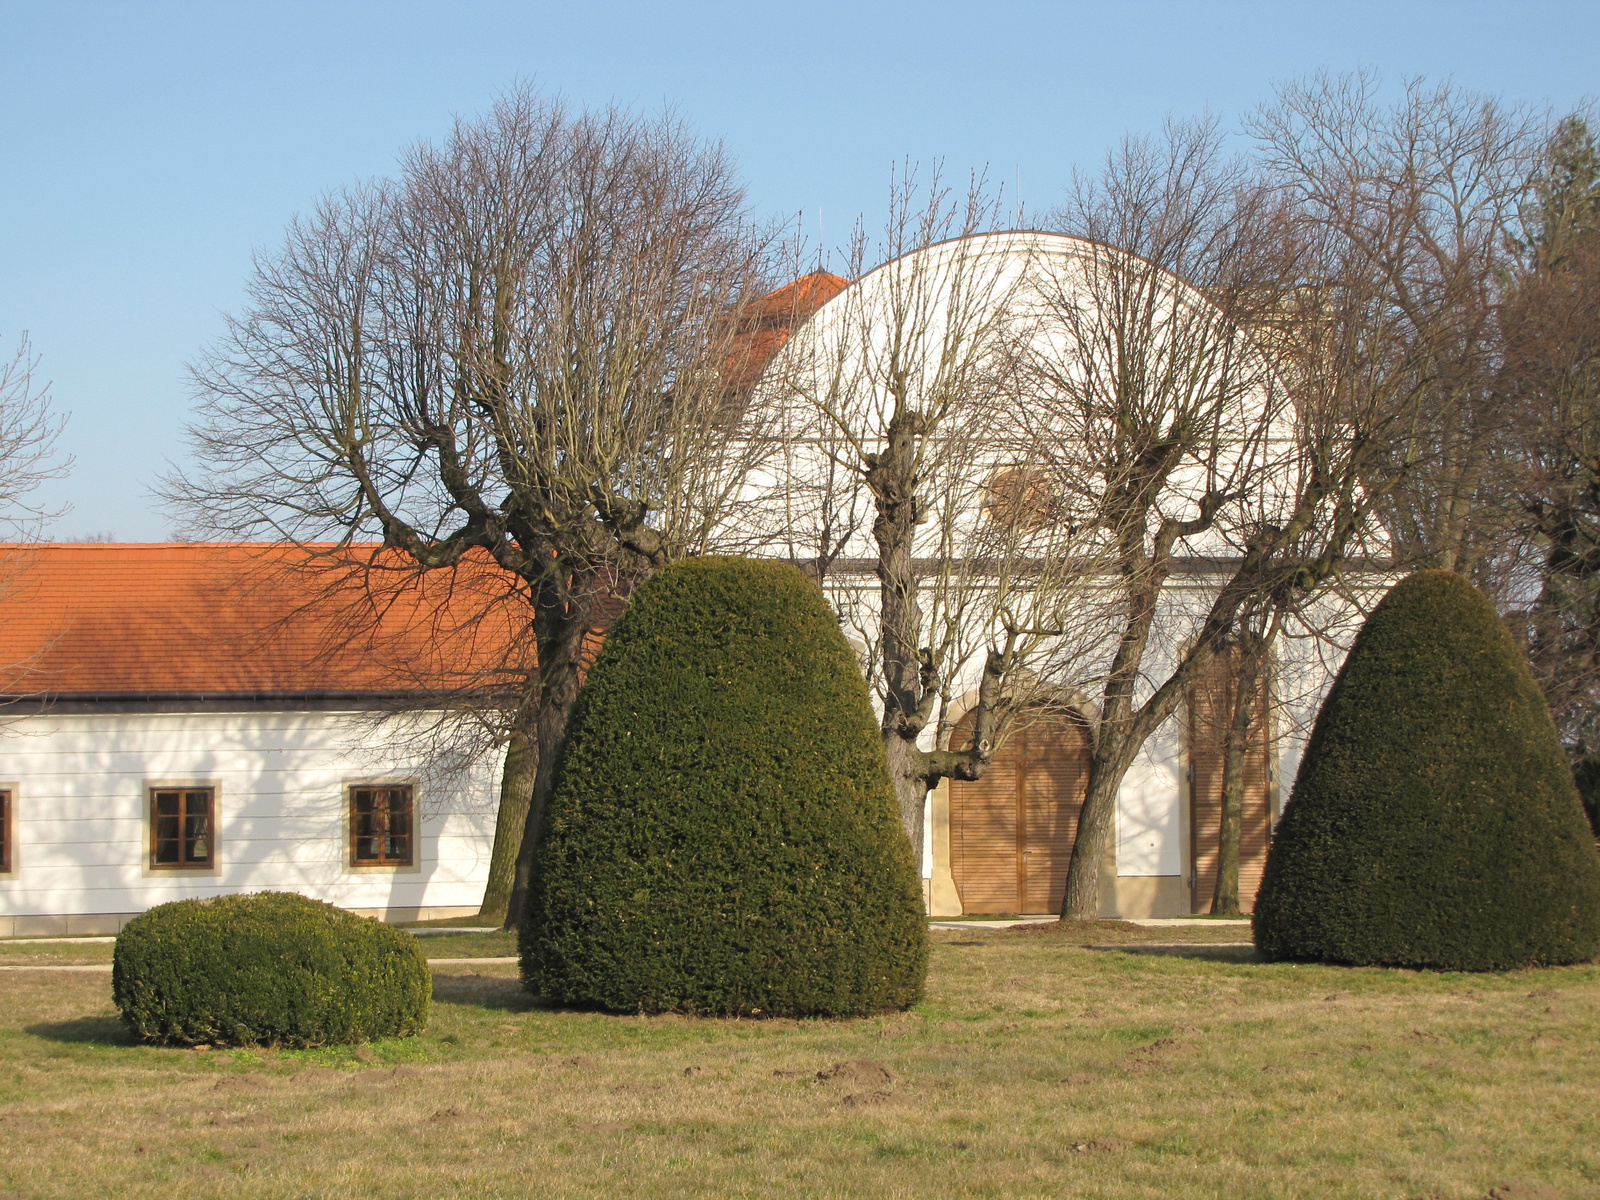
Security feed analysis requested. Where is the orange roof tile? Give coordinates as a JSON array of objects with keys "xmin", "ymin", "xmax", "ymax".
[
  {"xmin": 0, "ymin": 543, "xmax": 529, "ymax": 699},
  {"xmin": 723, "ymin": 271, "xmax": 849, "ymax": 394}
]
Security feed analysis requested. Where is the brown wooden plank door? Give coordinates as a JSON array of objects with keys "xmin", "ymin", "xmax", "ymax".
[
  {"xmin": 948, "ymin": 710, "xmax": 1021, "ymax": 913},
  {"xmin": 949, "ymin": 708, "xmax": 1091, "ymax": 914},
  {"xmin": 1020, "ymin": 714, "xmax": 1091, "ymax": 914},
  {"xmin": 1188, "ymin": 652, "xmax": 1273, "ymax": 913}
]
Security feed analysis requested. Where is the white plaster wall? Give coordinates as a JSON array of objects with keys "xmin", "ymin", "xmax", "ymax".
[
  {"xmin": 1116, "ymin": 717, "xmax": 1183, "ymax": 877},
  {"xmin": 0, "ymin": 709, "xmax": 501, "ymax": 918}
]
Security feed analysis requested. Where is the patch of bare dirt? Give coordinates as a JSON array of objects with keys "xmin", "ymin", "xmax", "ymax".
[
  {"xmin": 815, "ymin": 1059, "xmax": 903, "ymax": 1107},
  {"xmin": 1123, "ymin": 1038, "xmax": 1197, "ymax": 1073},
  {"xmin": 841, "ymin": 1090, "xmax": 899, "ymax": 1108},
  {"xmin": 1412, "ymin": 1184, "xmax": 1566, "ymax": 1200},
  {"xmin": 289, "ymin": 1067, "xmax": 342, "ymax": 1087},
  {"xmin": 1069, "ymin": 1137, "xmax": 1125, "ymax": 1153},
  {"xmin": 814, "ymin": 1060, "xmax": 898, "ymax": 1088},
  {"xmin": 211, "ymin": 1074, "xmax": 276, "ymax": 1093},
  {"xmin": 340, "ymin": 1065, "xmax": 425, "ymax": 1097}
]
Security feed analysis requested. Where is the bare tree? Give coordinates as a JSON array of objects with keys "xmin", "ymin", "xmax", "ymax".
[
  {"xmin": 1001, "ymin": 118, "xmax": 1315, "ymax": 921},
  {"xmin": 1493, "ymin": 113, "xmax": 1600, "ymax": 833},
  {"xmin": 1248, "ymin": 73, "xmax": 1543, "ymax": 575},
  {"xmin": 168, "ymin": 87, "xmax": 778, "ymax": 925},
  {"xmin": 0, "ymin": 336, "xmax": 66, "ymax": 541},
  {"xmin": 0, "ymin": 333, "xmax": 68, "ymax": 702},
  {"xmin": 745, "ymin": 172, "xmax": 1107, "ymax": 861}
]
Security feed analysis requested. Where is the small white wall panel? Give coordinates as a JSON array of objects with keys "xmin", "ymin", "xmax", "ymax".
[{"xmin": 1115, "ymin": 724, "xmax": 1182, "ymax": 877}]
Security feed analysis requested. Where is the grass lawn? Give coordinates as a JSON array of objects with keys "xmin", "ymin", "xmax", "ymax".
[{"xmin": 0, "ymin": 922, "xmax": 1595, "ymax": 1199}]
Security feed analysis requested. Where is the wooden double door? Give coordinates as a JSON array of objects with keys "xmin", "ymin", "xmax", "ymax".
[
  {"xmin": 1187, "ymin": 653, "xmax": 1274, "ymax": 913},
  {"xmin": 948, "ymin": 710, "xmax": 1091, "ymax": 915}
]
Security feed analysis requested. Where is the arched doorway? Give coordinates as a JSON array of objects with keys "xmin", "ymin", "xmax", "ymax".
[{"xmin": 947, "ymin": 708, "xmax": 1091, "ymax": 914}]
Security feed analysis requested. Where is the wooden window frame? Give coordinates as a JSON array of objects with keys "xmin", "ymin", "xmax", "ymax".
[
  {"xmin": 148, "ymin": 785, "xmax": 219, "ymax": 872},
  {"xmin": 348, "ymin": 783, "xmax": 417, "ymax": 869},
  {"xmin": 0, "ymin": 787, "xmax": 13, "ymax": 876}
]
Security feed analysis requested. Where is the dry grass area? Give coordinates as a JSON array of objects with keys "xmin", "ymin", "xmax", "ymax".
[{"xmin": 0, "ymin": 921, "xmax": 1595, "ymax": 1200}]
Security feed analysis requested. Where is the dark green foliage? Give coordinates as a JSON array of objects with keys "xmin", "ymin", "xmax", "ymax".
[
  {"xmin": 113, "ymin": 892, "xmax": 431, "ymax": 1046},
  {"xmin": 1254, "ymin": 570, "xmax": 1600, "ymax": 970},
  {"xmin": 521, "ymin": 555, "xmax": 927, "ymax": 1016},
  {"xmin": 1575, "ymin": 759, "xmax": 1600, "ymax": 839}
]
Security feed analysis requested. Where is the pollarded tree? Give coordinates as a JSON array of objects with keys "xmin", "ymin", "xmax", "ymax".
[
  {"xmin": 1253, "ymin": 570, "xmax": 1600, "ymax": 970},
  {"xmin": 744, "ymin": 173, "xmax": 1078, "ymax": 858},
  {"xmin": 521, "ymin": 556, "xmax": 927, "ymax": 1017},
  {"xmin": 169, "ymin": 87, "xmax": 779, "ymax": 925}
]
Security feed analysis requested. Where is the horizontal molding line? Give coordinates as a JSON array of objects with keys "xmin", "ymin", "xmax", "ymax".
[{"xmin": 790, "ymin": 556, "xmax": 1400, "ymax": 577}]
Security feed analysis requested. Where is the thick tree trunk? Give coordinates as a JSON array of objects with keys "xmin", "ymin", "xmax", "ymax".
[
  {"xmin": 1061, "ymin": 755, "xmax": 1125, "ymax": 920},
  {"xmin": 503, "ymin": 585, "xmax": 594, "ymax": 929},
  {"xmin": 867, "ymin": 407, "xmax": 936, "ymax": 853},
  {"xmin": 884, "ymin": 732, "xmax": 930, "ymax": 875},
  {"xmin": 478, "ymin": 728, "xmax": 536, "ymax": 926},
  {"xmin": 1211, "ymin": 674, "xmax": 1251, "ymax": 917}
]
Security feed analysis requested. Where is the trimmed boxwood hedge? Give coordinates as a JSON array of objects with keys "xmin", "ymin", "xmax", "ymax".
[
  {"xmin": 520, "ymin": 555, "xmax": 928, "ymax": 1017},
  {"xmin": 113, "ymin": 892, "xmax": 431, "ymax": 1046},
  {"xmin": 1253, "ymin": 570, "xmax": 1600, "ymax": 970}
]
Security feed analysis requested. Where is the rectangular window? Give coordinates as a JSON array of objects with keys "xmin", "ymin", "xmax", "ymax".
[
  {"xmin": 350, "ymin": 785, "xmax": 414, "ymax": 867},
  {"xmin": 150, "ymin": 787, "xmax": 214, "ymax": 869},
  {"xmin": 0, "ymin": 789, "xmax": 11, "ymax": 874}
]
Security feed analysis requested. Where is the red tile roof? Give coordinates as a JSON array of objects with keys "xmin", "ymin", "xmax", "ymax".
[
  {"xmin": 0, "ymin": 274, "xmax": 852, "ymax": 701},
  {"xmin": 0, "ymin": 543, "xmax": 527, "ymax": 699},
  {"xmin": 723, "ymin": 271, "xmax": 849, "ymax": 394}
]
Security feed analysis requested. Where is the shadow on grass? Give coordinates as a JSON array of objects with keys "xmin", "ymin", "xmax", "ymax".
[
  {"xmin": 1093, "ymin": 944, "xmax": 1263, "ymax": 962},
  {"xmin": 25, "ymin": 1015, "xmax": 134, "ymax": 1045},
  {"xmin": 430, "ymin": 972, "xmax": 548, "ymax": 1012}
]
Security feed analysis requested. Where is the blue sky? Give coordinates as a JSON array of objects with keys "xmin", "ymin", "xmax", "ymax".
[{"xmin": 3, "ymin": 0, "xmax": 1597, "ymax": 541}]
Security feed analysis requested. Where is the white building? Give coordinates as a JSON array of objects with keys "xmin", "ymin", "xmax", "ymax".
[
  {"xmin": 1, "ymin": 233, "xmax": 1364, "ymax": 930},
  {"xmin": 742, "ymin": 232, "xmax": 1361, "ymax": 918},
  {"xmin": 0, "ymin": 544, "xmax": 503, "ymax": 936}
]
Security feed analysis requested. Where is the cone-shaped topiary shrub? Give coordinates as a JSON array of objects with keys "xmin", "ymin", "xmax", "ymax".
[
  {"xmin": 1254, "ymin": 570, "xmax": 1600, "ymax": 970},
  {"xmin": 113, "ymin": 892, "xmax": 431, "ymax": 1046},
  {"xmin": 521, "ymin": 555, "xmax": 927, "ymax": 1016}
]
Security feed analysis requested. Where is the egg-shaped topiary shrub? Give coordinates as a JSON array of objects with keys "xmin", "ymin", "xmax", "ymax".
[
  {"xmin": 1254, "ymin": 570, "xmax": 1600, "ymax": 970},
  {"xmin": 521, "ymin": 555, "xmax": 927, "ymax": 1017},
  {"xmin": 113, "ymin": 892, "xmax": 431, "ymax": 1046}
]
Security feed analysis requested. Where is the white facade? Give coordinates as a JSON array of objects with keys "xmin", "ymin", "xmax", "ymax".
[
  {"xmin": 744, "ymin": 232, "xmax": 1365, "ymax": 917},
  {"xmin": 0, "ymin": 706, "xmax": 501, "ymax": 935}
]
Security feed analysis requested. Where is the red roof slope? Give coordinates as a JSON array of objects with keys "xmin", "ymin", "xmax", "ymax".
[
  {"xmin": 723, "ymin": 271, "xmax": 849, "ymax": 394},
  {"xmin": 0, "ymin": 543, "xmax": 527, "ymax": 698},
  {"xmin": 1, "ymin": 277, "xmax": 856, "ymax": 700}
]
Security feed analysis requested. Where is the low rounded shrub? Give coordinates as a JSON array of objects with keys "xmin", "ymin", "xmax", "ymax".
[
  {"xmin": 1254, "ymin": 570, "xmax": 1600, "ymax": 970},
  {"xmin": 113, "ymin": 892, "xmax": 431, "ymax": 1046},
  {"xmin": 521, "ymin": 555, "xmax": 927, "ymax": 1017}
]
